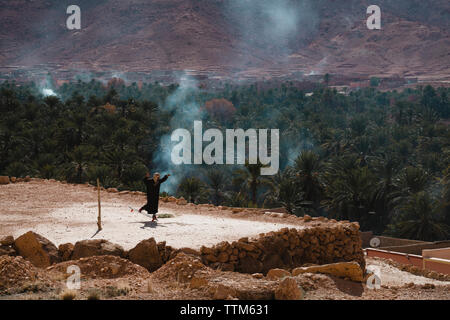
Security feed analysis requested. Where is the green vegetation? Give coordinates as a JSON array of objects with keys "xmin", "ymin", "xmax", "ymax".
[{"xmin": 1, "ymin": 80, "xmax": 449, "ymax": 241}]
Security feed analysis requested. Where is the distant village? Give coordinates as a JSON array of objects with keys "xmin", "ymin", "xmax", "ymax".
[{"xmin": 0, "ymin": 63, "xmax": 439, "ymax": 94}]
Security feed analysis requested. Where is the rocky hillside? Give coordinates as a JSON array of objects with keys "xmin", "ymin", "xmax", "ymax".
[{"xmin": 0, "ymin": 0, "xmax": 449, "ymax": 79}]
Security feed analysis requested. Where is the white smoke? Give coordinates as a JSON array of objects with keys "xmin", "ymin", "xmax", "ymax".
[
  {"xmin": 42, "ymin": 88, "xmax": 57, "ymax": 97},
  {"xmin": 225, "ymin": 0, "xmax": 319, "ymax": 57},
  {"xmin": 152, "ymin": 73, "xmax": 204, "ymax": 194}
]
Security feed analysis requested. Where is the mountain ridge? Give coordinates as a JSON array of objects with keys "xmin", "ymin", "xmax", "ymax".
[{"xmin": 0, "ymin": 0, "xmax": 449, "ymax": 80}]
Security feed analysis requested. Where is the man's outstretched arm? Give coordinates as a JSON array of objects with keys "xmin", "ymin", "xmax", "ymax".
[{"xmin": 160, "ymin": 174, "xmax": 170, "ymax": 183}]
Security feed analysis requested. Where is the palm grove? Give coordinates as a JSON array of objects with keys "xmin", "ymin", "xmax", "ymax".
[{"xmin": 1, "ymin": 78, "xmax": 449, "ymax": 242}]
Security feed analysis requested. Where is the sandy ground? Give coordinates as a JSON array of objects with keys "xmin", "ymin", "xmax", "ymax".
[
  {"xmin": 1, "ymin": 180, "xmax": 449, "ymax": 300},
  {"xmin": 0, "ymin": 180, "xmax": 301, "ymax": 249},
  {"xmin": 365, "ymin": 257, "xmax": 450, "ymax": 287},
  {"xmin": 11, "ymin": 202, "xmax": 300, "ymax": 250}
]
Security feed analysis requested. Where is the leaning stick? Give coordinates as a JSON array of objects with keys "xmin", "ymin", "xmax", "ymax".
[{"xmin": 97, "ymin": 178, "xmax": 102, "ymax": 230}]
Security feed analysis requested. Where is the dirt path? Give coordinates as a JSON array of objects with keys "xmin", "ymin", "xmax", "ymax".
[
  {"xmin": 0, "ymin": 180, "xmax": 302, "ymax": 249},
  {"xmin": 365, "ymin": 257, "xmax": 450, "ymax": 287}
]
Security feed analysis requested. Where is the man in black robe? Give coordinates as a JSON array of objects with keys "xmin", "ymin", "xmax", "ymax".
[{"xmin": 139, "ymin": 172, "xmax": 170, "ymax": 222}]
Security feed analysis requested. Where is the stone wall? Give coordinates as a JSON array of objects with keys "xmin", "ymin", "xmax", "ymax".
[{"xmin": 199, "ymin": 222, "xmax": 365, "ymax": 275}]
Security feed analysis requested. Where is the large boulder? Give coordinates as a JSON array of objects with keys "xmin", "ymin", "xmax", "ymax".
[
  {"xmin": 14, "ymin": 231, "xmax": 60, "ymax": 267},
  {"xmin": 266, "ymin": 268, "xmax": 291, "ymax": 280},
  {"xmin": 292, "ymin": 261, "xmax": 364, "ymax": 282},
  {"xmin": 71, "ymin": 239, "xmax": 124, "ymax": 260},
  {"xmin": 58, "ymin": 243, "xmax": 74, "ymax": 261},
  {"xmin": 0, "ymin": 176, "xmax": 10, "ymax": 184},
  {"xmin": 274, "ymin": 277, "xmax": 304, "ymax": 300},
  {"xmin": 127, "ymin": 238, "xmax": 163, "ymax": 272}
]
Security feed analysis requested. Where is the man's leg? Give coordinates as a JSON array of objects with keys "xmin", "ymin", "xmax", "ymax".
[{"xmin": 139, "ymin": 203, "xmax": 150, "ymax": 213}]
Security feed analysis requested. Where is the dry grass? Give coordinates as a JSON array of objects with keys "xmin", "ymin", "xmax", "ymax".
[
  {"xmin": 104, "ymin": 282, "xmax": 131, "ymax": 298},
  {"xmin": 87, "ymin": 288, "xmax": 102, "ymax": 300},
  {"xmin": 158, "ymin": 213, "xmax": 174, "ymax": 219},
  {"xmin": 60, "ymin": 289, "xmax": 77, "ymax": 300}
]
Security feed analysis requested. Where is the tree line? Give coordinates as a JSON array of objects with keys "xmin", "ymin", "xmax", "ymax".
[{"xmin": 0, "ymin": 79, "xmax": 449, "ymax": 241}]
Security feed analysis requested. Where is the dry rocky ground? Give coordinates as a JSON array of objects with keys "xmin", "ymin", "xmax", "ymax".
[
  {"xmin": 0, "ymin": 253, "xmax": 449, "ymax": 300},
  {"xmin": 0, "ymin": 179, "xmax": 449, "ymax": 300}
]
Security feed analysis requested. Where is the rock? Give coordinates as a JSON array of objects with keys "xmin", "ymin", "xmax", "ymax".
[
  {"xmin": 236, "ymin": 241, "xmax": 256, "ymax": 252},
  {"xmin": 274, "ymin": 277, "xmax": 304, "ymax": 300},
  {"xmin": 252, "ymin": 273, "xmax": 264, "ymax": 279},
  {"xmin": 190, "ymin": 277, "xmax": 209, "ymax": 289},
  {"xmin": 200, "ymin": 246, "xmax": 215, "ymax": 255},
  {"xmin": 218, "ymin": 263, "xmax": 235, "ymax": 272},
  {"xmin": 72, "ymin": 239, "xmax": 125, "ymax": 260},
  {"xmin": 0, "ymin": 246, "xmax": 16, "ymax": 256},
  {"xmin": 213, "ymin": 284, "xmax": 237, "ymax": 300},
  {"xmin": 217, "ymin": 252, "xmax": 229, "ymax": 263},
  {"xmin": 48, "ymin": 255, "xmax": 150, "ymax": 279},
  {"xmin": 151, "ymin": 252, "xmax": 208, "ymax": 283},
  {"xmin": 110, "ymin": 262, "xmax": 121, "ymax": 275},
  {"xmin": 178, "ymin": 247, "xmax": 201, "ymax": 257},
  {"xmin": 204, "ymin": 254, "xmax": 218, "ymax": 263},
  {"xmin": 0, "ymin": 176, "xmax": 10, "ymax": 184},
  {"xmin": 127, "ymin": 238, "xmax": 163, "ymax": 272},
  {"xmin": 167, "ymin": 196, "xmax": 177, "ymax": 202},
  {"xmin": 303, "ymin": 215, "xmax": 312, "ymax": 222},
  {"xmin": 24, "ymin": 176, "xmax": 31, "ymax": 182},
  {"xmin": 236, "ymin": 256, "xmax": 263, "ymax": 274},
  {"xmin": 106, "ymin": 188, "xmax": 118, "ymax": 193},
  {"xmin": 260, "ymin": 254, "xmax": 283, "ymax": 274},
  {"xmin": 10, "ymin": 177, "xmax": 16, "ymax": 183},
  {"xmin": 58, "ymin": 243, "xmax": 74, "ymax": 261},
  {"xmin": 176, "ymin": 197, "xmax": 188, "ymax": 205},
  {"xmin": 169, "ymin": 247, "xmax": 201, "ymax": 260},
  {"xmin": 0, "ymin": 235, "xmax": 14, "ymax": 246},
  {"xmin": 266, "ymin": 268, "xmax": 291, "ymax": 280},
  {"xmin": 292, "ymin": 261, "xmax": 364, "ymax": 282},
  {"xmin": 14, "ymin": 231, "xmax": 60, "ymax": 267}
]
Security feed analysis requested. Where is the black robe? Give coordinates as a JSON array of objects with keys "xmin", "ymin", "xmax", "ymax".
[{"xmin": 141, "ymin": 175, "xmax": 168, "ymax": 214}]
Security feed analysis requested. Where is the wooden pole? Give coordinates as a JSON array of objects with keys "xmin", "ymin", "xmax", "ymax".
[{"xmin": 97, "ymin": 178, "xmax": 102, "ymax": 231}]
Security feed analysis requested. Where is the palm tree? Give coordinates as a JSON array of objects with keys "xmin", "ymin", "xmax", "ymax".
[
  {"xmin": 371, "ymin": 154, "xmax": 400, "ymax": 232},
  {"xmin": 66, "ymin": 145, "xmax": 93, "ymax": 183},
  {"xmin": 322, "ymin": 166, "xmax": 376, "ymax": 224},
  {"xmin": 177, "ymin": 176, "xmax": 206, "ymax": 203},
  {"xmin": 294, "ymin": 151, "xmax": 323, "ymax": 211},
  {"xmin": 103, "ymin": 146, "xmax": 136, "ymax": 180},
  {"xmin": 392, "ymin": 166, "xmax": 430, "ymax": 207},
  {"xmin": 389, "ymin": 192, "xmax": 448, "ymax": 241},
  {"xmin": 205, "ymin": 168, "xmax": 227, "ymax": 206},
  {"xmin": 275, "ymin": 177, "xmax": 311, "ymax": 216},
  {"xmin": 233, "ymin": 162, "xmax": 271, "ymax": 207},
  {"xmin": 262, "ymin": 169, "xmax": 310, "ymax": 215},
  {"xmin": 442, "ymin": 163, "xmax": 450, "ymax": 226}
]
